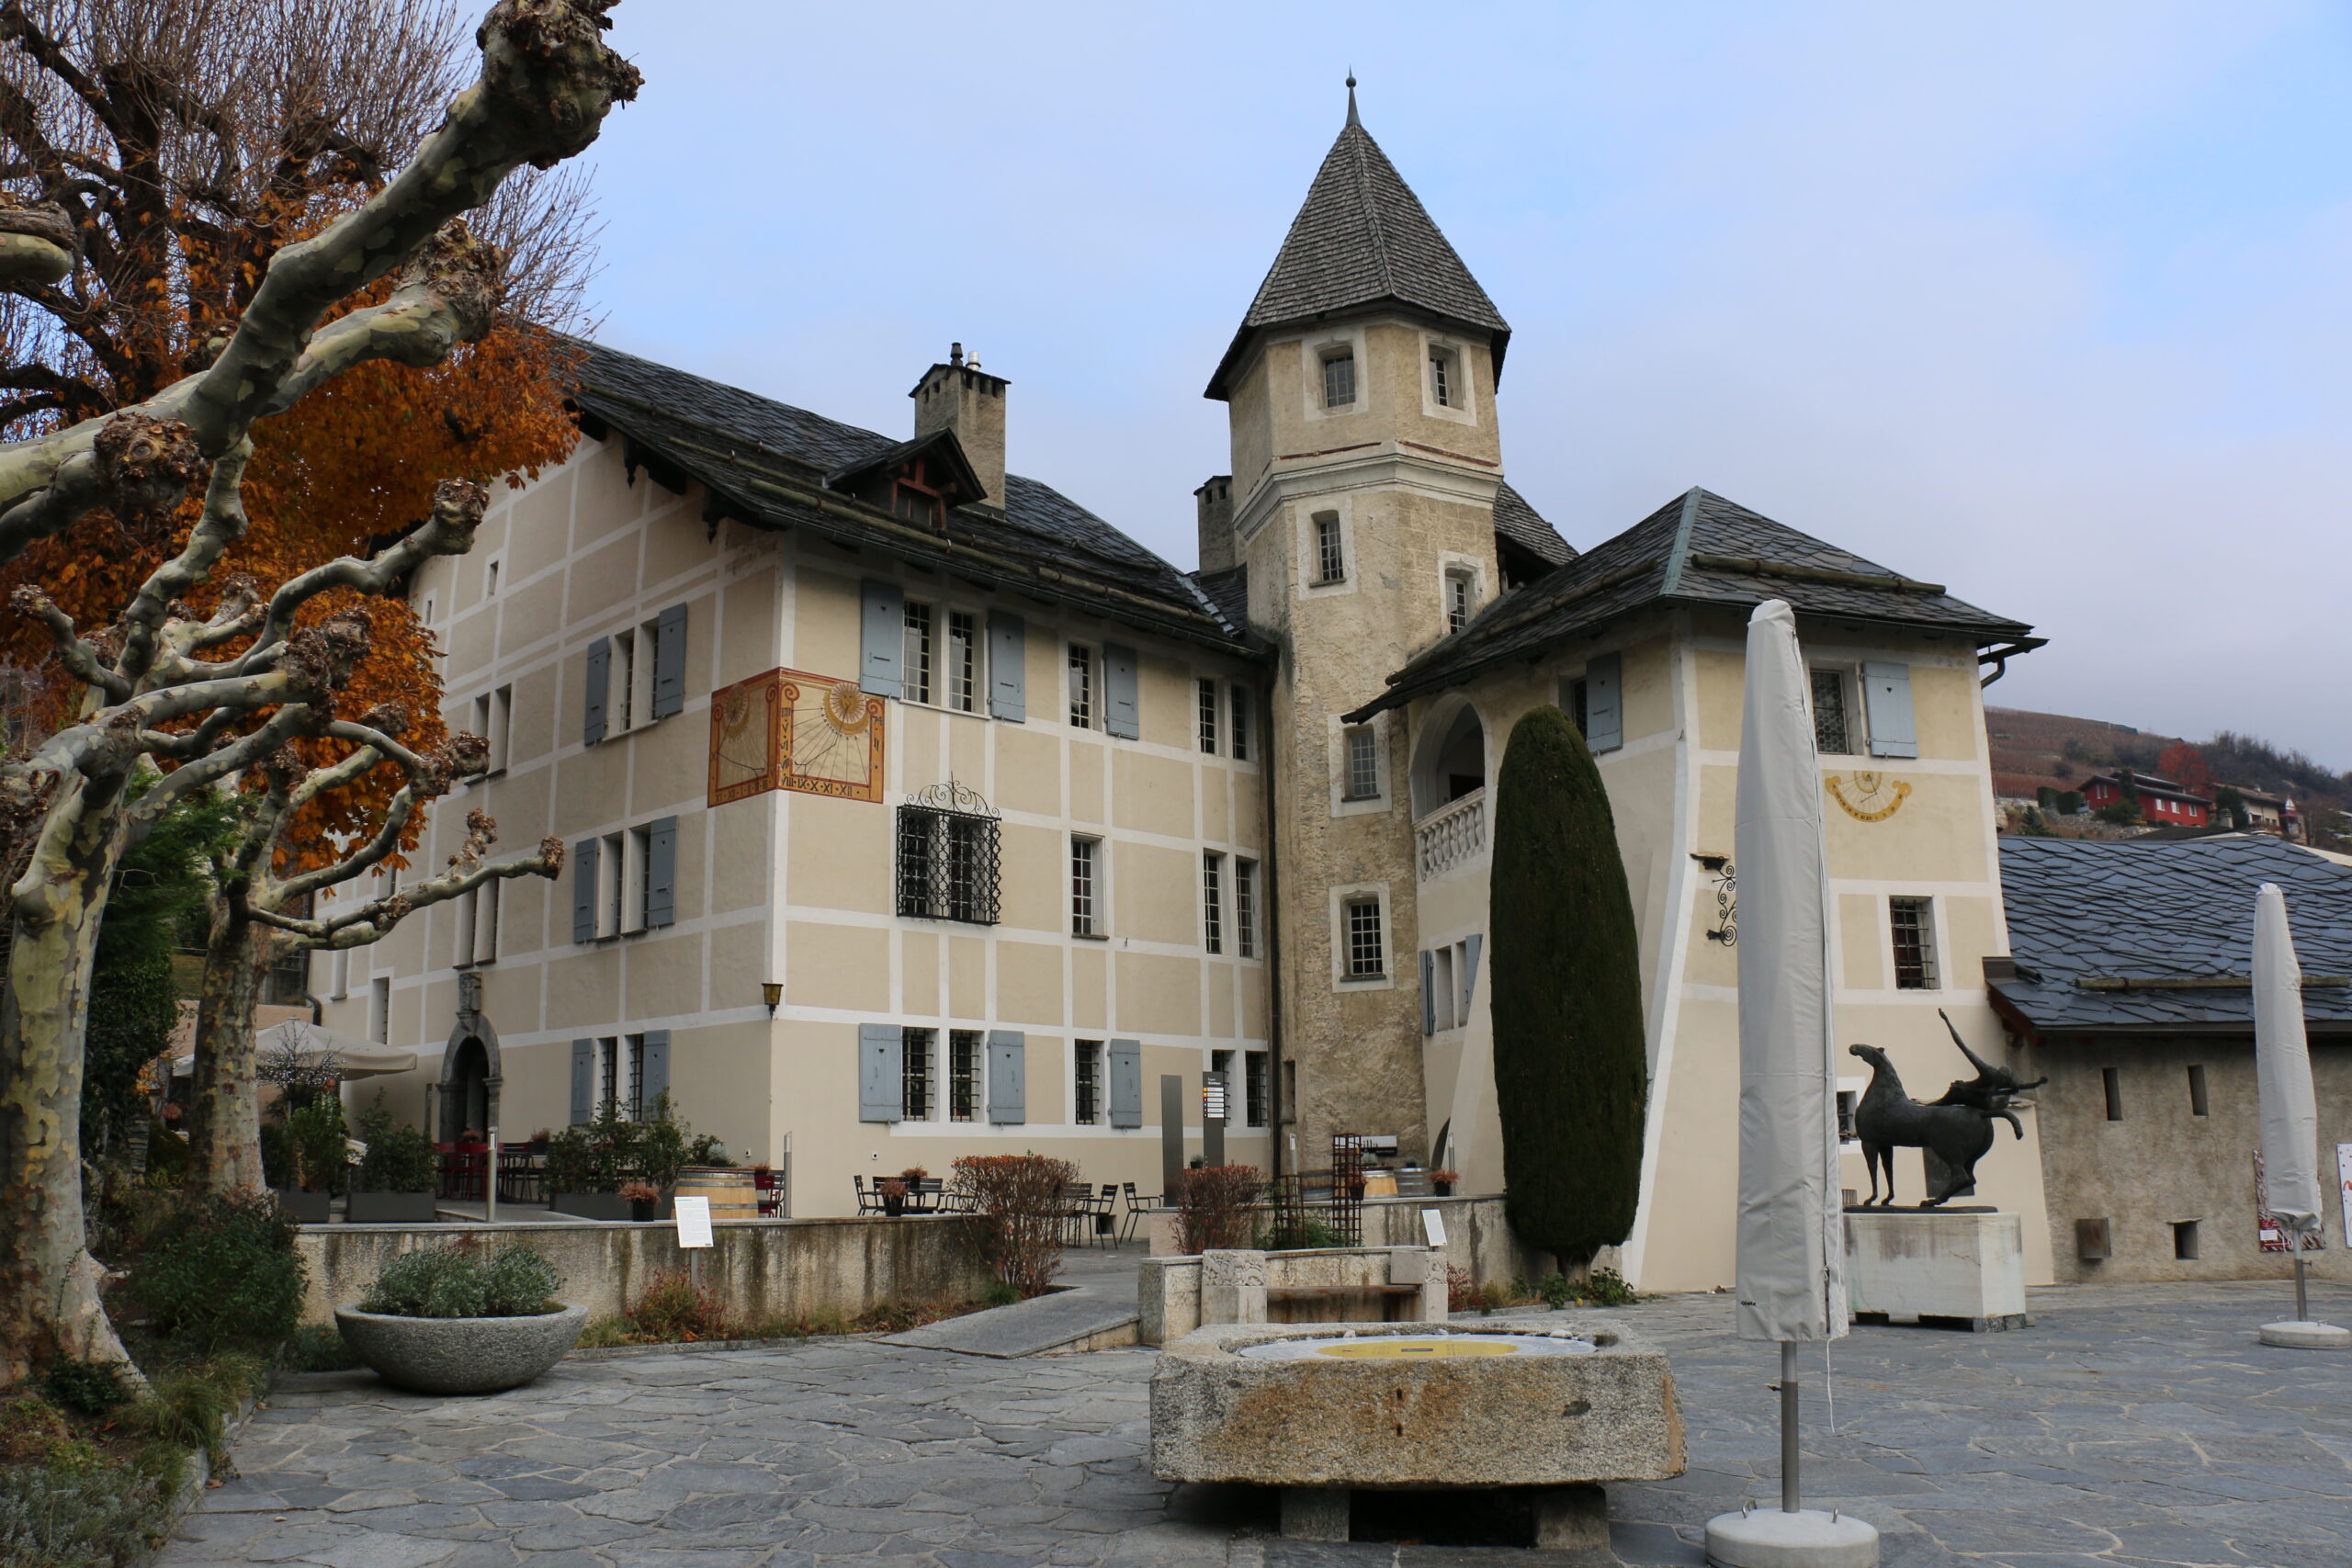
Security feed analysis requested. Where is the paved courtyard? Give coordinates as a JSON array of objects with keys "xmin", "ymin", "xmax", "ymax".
[{"xmin": 167, "ymin": 1279, "xmax": 2352, "ymax": 1568}]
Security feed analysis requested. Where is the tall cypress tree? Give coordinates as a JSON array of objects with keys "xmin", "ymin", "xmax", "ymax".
[{"xmin": 1489, "ymin": 705, "xmax": 1648, "ymax": 1269}]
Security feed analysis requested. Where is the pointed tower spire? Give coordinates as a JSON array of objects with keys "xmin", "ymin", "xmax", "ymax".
[{"xmin": 1205, "ymin": 89, "xmax": 1509, "ymax": 399}]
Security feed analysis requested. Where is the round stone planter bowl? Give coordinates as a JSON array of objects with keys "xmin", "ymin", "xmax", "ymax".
[{"xmin": 334, "ymin": 1303, "xmax": 587, "ymax": 1395}]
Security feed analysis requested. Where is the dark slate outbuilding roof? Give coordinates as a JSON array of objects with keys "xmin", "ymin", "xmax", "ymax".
[
  {"xmin": 1493, "ymin": 480, "xmax": 1576, "ymax": 570},
  {"xmin": 1346, "ymin": 487, "xmax": 2041, "ymax": 720},
  {"xmin": 1994, "ymin": 835, "xmax": 2352, "ymax": 1037},
  {"xmin": 1206, "ymin": 106, "xmax": 1510, "ymax": 400},
  {"xmin": 563, "ymin": 340, "xmax": 1250, "ymax": 654}
]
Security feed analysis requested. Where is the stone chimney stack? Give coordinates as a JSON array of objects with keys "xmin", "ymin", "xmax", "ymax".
[
  {"xmin": 1194, "ymin": 474, "xmax": 1236, "ymax": 573},
  {"xmin": 910, "ymin": 342, "xmax": 1009, "ymax": 511}
]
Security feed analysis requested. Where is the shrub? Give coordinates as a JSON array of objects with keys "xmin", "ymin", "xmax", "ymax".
[
  {"xmin": 1489, "ymin": 705, "xmax": 1647, "ymax": 1270},
  {"xmin": 0, "ymin": 1446, "xmax": 184, "ymax": 1568},
  {"xmin": 2056, "ymin": 790, "xmax": 2083, "ymax": 817},
  {"xmin": 951, "ymin": 1153, "xmax": 1077, "ymax": 1297},
  {"xmin": 1171, "ymin": 1165, "xmax": 1264, "ymax": 1254},
  {"xmin": 358, "ymin": 1242, "xmax": 562, "ymax": 1319},
  {"xmin": 635, "ymin": 1093, "xmax": 694, "ymax": 1193},
  {"xmin": 624, "ymin": 1270, "xmax": 731, "ymax": 1342},
  {"xmin": 127, "ymin": 1194, "xmax": 306, "ymax": 1350},
  {"xmin": 1253, "ymin": 1212, "xmax": 1346, "ymax": 1251},
  {"xmin": 39, "ymin": 1360, "xmax": 127, "ymax": 1418},
  {"xmin": 281, "ymin": 1325, "xmax": 362, "ymax": 1372},
  {"xmin": 1585, "ymin": 1267, "xmax": 1637, "ymax": 1306},
  {"xmin": 1446, "ymin": 1265, "xmax": 1475, "ymax": 1313},
  {"xmin": 543, "ymin": 1102, "xmax": 639, "ymax": 1194},
  {"xmin": 284, "ymin": 1098, "xmax": 349, "ymax": 1193},
  {"xmin": 1535, "ymin": 1274, "xmax": 1576, "ymax": 1310},
  {"xmin": 352, "ymin": 1100, "xmax": 437, "ymax": 1193}
]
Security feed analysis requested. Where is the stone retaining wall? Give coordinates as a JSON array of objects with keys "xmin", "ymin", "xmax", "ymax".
[
  {"xmin": 1146, "ymin": 1194, "xmax": 1545, "ymax": 1283},
  {"xmin": 293, "ymin": 1215, "xmax": 988, "ymax": 1326}
]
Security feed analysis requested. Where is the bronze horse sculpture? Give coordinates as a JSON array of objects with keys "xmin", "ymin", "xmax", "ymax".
[{"xmin": 1849, "ymin": 1013, "xmax": 2045, "ymax": 1208}]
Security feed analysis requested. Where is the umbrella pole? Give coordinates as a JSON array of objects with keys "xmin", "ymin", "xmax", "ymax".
[
  {"xmin": 2294, "ymin": 1251, "xmax": 2308, "ymax": 1325},
  {"xmin": 1780, "ymin": 1340, "xmax": 1799, "ymax": 1513}
]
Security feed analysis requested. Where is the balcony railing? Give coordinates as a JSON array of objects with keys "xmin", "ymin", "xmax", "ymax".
[{"xmin": 1415, "ymin": 787, "xmax": 1488, "ymax": 881}]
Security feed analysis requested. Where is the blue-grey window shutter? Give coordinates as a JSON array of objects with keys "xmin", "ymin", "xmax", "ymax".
[
  {"xmin": 651, "ymin": 604, "xmax": 686, "ymax": 718},
  {"xmin": 639, "ymin": 1030, "xmax": 671, "ymax": 1118},
  {"xmin": 1862, "ymin": 660, "xmax": 1918, "ymax": 760},
  {"xmin": 988, "ymin": 610, "xmax": 1026, "ymax": 720},
  {"xmin": 1463, "ymin": 932, "xmax": 1484, "ymax": 1007},
  {"xmin": 987, "ymin": 1030, "xmax": 1026, "ymax": 1124},
  {"xmin": 1103, "ymin": 643, "xmax": 1139, "ymax": 739},
  {"xmin": 646, "ymin": 817, "xmax": 678, "ymax": 928},
  {"xmin": 1419, "ymin": 951, "xmax": 1435, "ymax": 1036},
  {"xmin": 1107, "ymin": 1039, "xmax": 1142, "ymax": 1129},
  {"xmin": 859, "ymin": 1024, "xmax": 902, "ymax": 1123},
  {"xmin": 861, "ymin": 580, "xmax": 904, "ymax": 697},
  {"xmin": 570, "ymin": 1039, "xmax": 594, "ymax": 1125},
  {"xmin": 1584, "ymin": 651, "xmax": 1623, "ymax": 752},
  {"xmin": 583, "ymin": 637, "xmax": 610, "ymax": 744},
  {"xmin": 571, "ymin": 837, "xmax": 599, "ymax": 944}
]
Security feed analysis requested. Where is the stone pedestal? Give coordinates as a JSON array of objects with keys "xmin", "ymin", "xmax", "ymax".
[
  {"xmin": 1200, "ymin": 1249, "xmax": 1268, "ymax": 1326},
  {"xmin": 2258, "ymin": 1319, "xmax": 2352, "ymax": 1349},
  {"xmin": 1844, "ymin": 1210, "xmax": 2027, "ymax": 1331},
  {"xmin": 1704, "ymin": 1506, "xmax": 1879, "ymax": 1567}
]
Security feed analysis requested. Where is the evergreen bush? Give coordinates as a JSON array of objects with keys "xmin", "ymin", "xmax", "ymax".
[
  {"xmin": 1488, "ymin": 705, "xmax": 1648, "ymax": 1269},
  {"xmin": 358, "ymin": 1242, "xmax": 562, "ymax": 1318},
  {"xmin": 127, "ymin": 1195, "xmax": 306, "ymax": 1350},
  {"xmin": 351, "ymin": 1101, "xmax": 437, "ymax": 1194}
]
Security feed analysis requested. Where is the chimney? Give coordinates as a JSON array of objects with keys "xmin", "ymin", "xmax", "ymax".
[
  {"xmin": 1195, "ymin": 474, "xmax": 1236, "ymax": 573},
  {"xmin": 910, "ymin": 342, "xmax": 1008, "ymax": 511}
]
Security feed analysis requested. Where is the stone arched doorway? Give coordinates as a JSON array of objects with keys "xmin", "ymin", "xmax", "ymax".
[
  {"xmin": 435, "ymin": 972, "xmax": 502, "ymax": 1143},
  {"xmin": 1410, "ymin": 700, "xmax": 1488, "ymax": 818}
]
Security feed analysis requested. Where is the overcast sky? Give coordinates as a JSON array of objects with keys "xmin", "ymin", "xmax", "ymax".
[{"xmin": 575, "ymin": 2, "xmax": 2352, "ymax": 768}]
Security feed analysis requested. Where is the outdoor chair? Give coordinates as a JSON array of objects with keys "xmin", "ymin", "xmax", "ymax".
[
  {"xmin": 916, "ymin": 1177, "xmax": 948, "ymax": 1213},
  {"xmin": 1060, "ymin": 1180, "xmax": 1097, "ymax": 1247},
  {"xmin": 1120, "ymin": 1182, "xmax": 1156, "ymax": 1246},
  {"xmin": 854, "ymin": 1174, "xmax": 882, "ymax": 1215},
  {"xmin": 1091, "ymin": 1183, "xmax": 1122, "ymax": 1248}
]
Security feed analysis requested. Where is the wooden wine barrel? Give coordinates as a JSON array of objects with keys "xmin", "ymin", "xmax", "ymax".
[{"xmin": 673, "ymin": 1166, "xmax": 758, "ymax": 1223}]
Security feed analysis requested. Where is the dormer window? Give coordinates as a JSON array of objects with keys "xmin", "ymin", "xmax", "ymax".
[
  {"xmin": 1429, "ymin": 347, "xmax": 1457, "ymax": 408},
  {"xmin": 1321, "ymin": 349, "xmax": 1356, "ymax": 409},
  {"xmin": 890, "ymin": 459, "xmax": 946, "ymax": 528}
]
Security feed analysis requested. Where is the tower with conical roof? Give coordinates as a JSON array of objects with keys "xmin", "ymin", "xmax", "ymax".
[{"xmin": 1204, "ymin": 84, "xmax": 1517, "ymax": 1170}]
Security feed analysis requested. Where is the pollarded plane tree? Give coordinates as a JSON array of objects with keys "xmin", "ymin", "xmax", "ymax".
[{"xmin": 0, "ymin": 0, "xmax": 636, "ymax": 1383}]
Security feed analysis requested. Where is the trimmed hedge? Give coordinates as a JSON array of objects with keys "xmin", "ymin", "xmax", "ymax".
[{"xmin": 1488, "ymin": 705, "xmax": 1648, "ymax": 1268}]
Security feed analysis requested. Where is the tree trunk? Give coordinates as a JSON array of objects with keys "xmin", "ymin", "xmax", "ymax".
[
  {"xmin": 187, "ymin": 908, "xmax": 269, "ymax": 1199},
  {"xmin": 0, "ymin": 798, "xmax": 138, "ymax": 1383}
]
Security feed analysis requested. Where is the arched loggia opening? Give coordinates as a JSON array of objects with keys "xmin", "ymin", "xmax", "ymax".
[
  {"xmin": 1410, "ymin": 701, "xmax": 1488, "ymax": 818},
  {"xmin": 444, "ymin": 1037, "xmax": 491, "ymax": 1143}
]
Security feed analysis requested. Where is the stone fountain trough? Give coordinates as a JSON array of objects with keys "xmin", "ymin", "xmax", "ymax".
[{"xmin": 1150, "ymin": 1315, "xmax": 1684, "ymax": 1548}]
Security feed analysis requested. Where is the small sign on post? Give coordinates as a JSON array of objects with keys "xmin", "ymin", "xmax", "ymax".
[{"xmin": 674, "ymin": 1194, "xmax": 714, "ymax": 1291}]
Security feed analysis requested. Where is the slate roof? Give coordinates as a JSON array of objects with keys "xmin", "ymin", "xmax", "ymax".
[
  {"xmin": 1188, "ymin": 565, "xmax": 1250, "ymax": 635},
  {"xmin": 562, "ymin": 340, "xmax": 1250, "ymax": 653},
  {"xmin": 1207, "ymin": 107, "xmax": 1509, "ymax": 399},
  {"xmin": 1345, "ymin": 487, "xmax": 2041, "ymax": 720},
  {"xmin": 1994, "ymin": 835, "xmax": 2352, "ymax": 1037},
  {"xmin": 1493, "ymin": 480, "xmax": 1576, "ymax": 570}
]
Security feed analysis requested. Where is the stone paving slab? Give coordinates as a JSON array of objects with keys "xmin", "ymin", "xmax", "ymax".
[{"xmin": 165, "ymin": 1279, "xmax": 2352, "ymax": 1568}]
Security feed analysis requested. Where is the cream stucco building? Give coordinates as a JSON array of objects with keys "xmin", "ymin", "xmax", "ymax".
[{"xmin": 325, "ymin": 97, "xmax": 2054, "ymax": 1286}]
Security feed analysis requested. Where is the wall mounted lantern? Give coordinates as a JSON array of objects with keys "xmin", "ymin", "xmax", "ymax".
[{"xmin": 762, "ymin": 981, "xmax": 783, "ymax": 1017}]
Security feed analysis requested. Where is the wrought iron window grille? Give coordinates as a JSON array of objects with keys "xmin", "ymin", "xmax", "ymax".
[{"xmin": 896, "ymin": 780, "xmax": 1001, "ymax": 925}]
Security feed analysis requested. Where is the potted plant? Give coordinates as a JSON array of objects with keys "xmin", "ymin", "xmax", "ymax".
[
  {"xmin": 335, "ymin": 1241, "xmax": 583, "ymax": 1395},
  {"xmin": 527, "ymin": 1128, "xmax": 552, "ymax": 1155},
  {"xmin": 879, "ymin": 1177, "xmax": 908, "ymax": 1217},
  {"xmin": 272, "ymin": 1097, "xmax": 347, "ymax": 1224},
  {"xmin": 347, "ymin": 1100, "xmax": 442, "ymax": 1224},
  {"xmin": 620, "ymin": 1179, "xmax": 661, "ymax": 1223},
  {"xmin": 1429, "ymin": 1168, "xmax": 1460, "ymax": 1199},
  {"xmin": 545, "ymin": 1104, "xmax": 643, "ymax": 1220}
]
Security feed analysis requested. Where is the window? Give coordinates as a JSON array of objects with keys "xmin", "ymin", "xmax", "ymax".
[
  {"xmin": 1202, "ymin": 852, "xmax": 1224, "ymax": 954},
  {"xmin": 1429, "ymin": 348, "xmax": 1455, "ymax": 408},
  {"xmin": 1236, "ymin": 859, "xmax": 1258, "ymax": 959},
  {"xmin": 1567, "ymin": 677, "xmax": 1589, "ymax": 737},
  {"xmin": 896, "ymin": 803, "xmax": 1001, "ymax": 924},
  {"xmin": 902, "ymin": 601, "xmax": 935, "ymax": 705},
  {"xmin": 1889, "ymin": 897, "xmax": 1938, "ymax": 989},
  {"xmin": 1836, "ymin": 1089, "xmax": 1859, "ymax": 1144},
  {"xmin": 1445, "ymin": 568, "xmax": 1474, "ymax": 633},
  {"xmin": 1069, "ymin": 645, "xmax": 1093, "ymax": 728},
  {"xmin": 624, "ymin": 1033, "xmax": 648, "ymax": 1119},
  {"xmin": 1197, "ymin": 678, "xmax": 1219, "ymax": 753},
  {"xmin": 902, "ymin": 1028, "xmax": 934, "ymax": 1121},
  {"xmin": 490, "ymin": 685, "xmax": 512, "ymax": 773},
  {"xmin": 1209, "ymin": 1050, "xmax": 1234, "ymax": 1122},
  {"xmin": 329, "ymin": 947, "xmax": 350, "ymax": 1000},
  {"xmin": 1313, "ymin": 513, "xmax": 1346, "ymax": 584},
  {"xmin": 469, "ymin": 693, "xmax": 492, "ymax": 780},
  {"xmin": 2172, "ymin": 1220, "xmax": 2199, "ymax": 1261},
  {"xmin": 420, "ymin": 592, "xmax": 436, "ymax": 626},
  {"xmin": 1345, "ymin": 897, "xmax": 1385, "ymax": 979},
  {"xmin": 2102, "ymin": 1066, "xmax": 2123, "ymax": 1122},
  {"xmin": 368, "ymin": 976, "xmax": 390, "ymax": 1045},
  {"xmin": 1071, "ymin": 836, "xmax": 1100, "ymax": 936},
  {"xmin": 948, "ymin": 1031, "xmax": 982, "ymax": 1122},
  {"xmin": 1228, "ymin": 683, "xmax": 1252, "ymax": 761},
  {"xmin": 484, "ymin": 558, "xmax": 502, "ymax": 600},
  {"xmin": 1321, "ymin": 348, "xmax": 1356, "ymax": 408},
  {"xmin": 1342, "ymin": 725, "xmax": 1379, "ymax": 800},
  {"xmin": 947, "ymin": 610, "xmax": 978, "ymax": 713},
  {"xmin": 1811, "ymin": 669, "xmax": 1851, "ymax": 755},
  {"xmin": 1433, "ymin": 946, "xmax": 1457, "ymax": 1030},
  {"xmin": 2187, "ymin": 1064, "xmax": 2209, "ymax": 1117},
  {"xmin": 458, "ymin": 878, "xmax": 499, "ymax": 966},
  {"xmin": 611, "ymin": 628, "xmax": 637, "ymax": 733},
  {"xmin": 595, "ymin": 829, "xmax": 626, "ymax": 938},
  {"xmin": 1244, "ymin": 1051, "xmax": 1270, "ymax": 1127},
  {"xmin": 599, "ymin": 1037, "xmax": 620, "ymax": 1117},
  {"xmin": 1074, "ymin": 1040, "xmax": 1102, "ymax": 1125}
]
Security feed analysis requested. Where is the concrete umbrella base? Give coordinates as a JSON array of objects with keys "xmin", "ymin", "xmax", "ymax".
[
  {"xmin": 2257, "ymin": 1319, "xmax": 2352, "ymax": 1349},
  {"xmin": 1704, "ymin": 1506, "xmax": 1879, "ymax": 1567}
]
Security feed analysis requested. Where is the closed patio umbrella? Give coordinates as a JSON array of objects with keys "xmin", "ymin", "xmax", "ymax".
[
  {"xmin": 2253, "ymin": 883, "xmax": 2347, "ymax": 1348},
  {"xmin": 1705, "ymin": 601, "xmax": 1878, "ymax": 1566}
]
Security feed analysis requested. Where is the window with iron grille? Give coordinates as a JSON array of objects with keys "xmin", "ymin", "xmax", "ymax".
[
  {"xmin": 1314, "ymin": 513, "xmax": 1345, "ymax": 583},
  {"xmin": 1236, "ymin": 859, "xmax": 1258, "ymax": 958},
  {"xmin": 946, "ymin": 610, "xmax": 978, "ymax": 712},
  {"xmin": 1068, "ymin": 644, "xmax": 1093, "ymax": 728},
  {"xmin": 895, "ymin": 784, "xmax": 1001, "ymax": 924},
  {"xmin": 1811, "ymin": 669, "xmax": 1851, "ymax": 755},
  {"xmin": 1345, "ymin": 897, "xmax": 1385, "ymax": 978},
  {"xmin": 949, "ymin": 1030, "xmax": 982, "ymax": 1122},
  {"xmin": 902, "ymin": 601, "xmax": 934, "ymax": 705},
  {"xmin": 1342, "ymin": 726, "xmax": 1379, "ymax": 800},
  {"xmin": 1245, "ymin": 1050, "xmax": 1270, "ymax": 1127},
  {"xmin": 1202, "ymin": 852, "xmax": 1224, "ymax": 954},
  {"xmin": 1321, "ymin": 350, "xmax": 1356, "ymax": 408},
  {"xmin": 1229, "ymin": 682, "xmax": 1252, "ymax": 761},
  {"xmin": 1890, "ymin": 897, "xmax": 1939, "ymax": 989},
  {"xmin": 1074, "ymin": 1040, "xmax": 1102, "ymax": 1124},
  {"xmin": 625, "ymin": 1032, "xmax": 646, "ymax": 1119},
  {"xmin": 599, "ymin": 1037, "xmax": 619, "ymax": 1116},
  {"xmin": 902, "ymin": 1028, "xmax": 934, "ymax": 1120},
  {"xmin": 1071, "ymin": 837, "xmax": 1100, "ymax": 936},
  {"xmin": 1197, "ymin": 678, "xmax": 1218, "ymax": 753}
]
